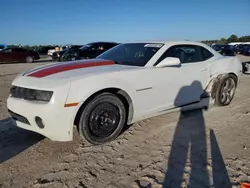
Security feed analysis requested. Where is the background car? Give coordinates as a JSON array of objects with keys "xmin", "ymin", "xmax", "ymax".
[
  {"xmin": 0, "ymin": 47, "xmax": 40, "ymax": 63},
  {"xmin": 36, "ymin": 46, "xmax": 56, "ymax": 55},
  {"xmin": 212, "ymin": 44, "xmax": 237, "ymax": 56},
  {"xmin": 52, "ymin": 45, "xmax": 83, "ymax": 61},
  {"xmin": 240, "ymin": 44, "xmax": 250, "ymax": 55},
  {"xmin": 60, "ymin": 42, "xmax": 119, "ymax": 62},
  {"xmin": 47, "ymin": 45, "xmax": 73, "ymax": 56}
]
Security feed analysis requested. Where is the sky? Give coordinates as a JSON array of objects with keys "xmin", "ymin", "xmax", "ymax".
[{"xmin": 1, "ymin": 0, "xmax": 250, "ymax": 45}]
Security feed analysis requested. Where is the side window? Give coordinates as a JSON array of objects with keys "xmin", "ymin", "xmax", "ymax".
[
  {"xmin": 103, "ymin": 43, "xmax": 116, "ymax": 50},
  {"xmin": 155, "ymin": 45, "xmax": 203, "ymax": 65},
  {"xmin": 2, "ymin": 48, "xmax": 12, "ymax": 53},
  {"xmin": 102, "ymin": 43, "xmax": 111, "ymax": 50},
  {"xmin": 200, "ymin": 46, "xmax": 214, "ymax": 61},
  {"xmin": 90, "ymin": 44, "xmax": 101, "ymax": 50},
  {"xmin": 13, "ymin": 48, "xmax": 26, "ymax": 52}
]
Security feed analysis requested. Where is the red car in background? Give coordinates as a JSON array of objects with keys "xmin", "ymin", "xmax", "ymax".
[{"xmin": 0, "ymin": 47, "xmax": 40, "ymax": 63}]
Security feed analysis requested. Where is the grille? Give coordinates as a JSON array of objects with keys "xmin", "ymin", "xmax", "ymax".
[{"xmin": 8, "ymin": 110, "xmax": 30, "ymax": 125}]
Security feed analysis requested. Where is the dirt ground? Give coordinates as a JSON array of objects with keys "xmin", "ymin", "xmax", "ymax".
[{"xmin": 0, "ymin": 56, "xmax": 250, "ymax": 188}]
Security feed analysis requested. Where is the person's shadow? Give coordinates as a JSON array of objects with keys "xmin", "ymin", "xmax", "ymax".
[{"xmin": 163, "ymin": 80, "xmax": 231, "ymax": 188}]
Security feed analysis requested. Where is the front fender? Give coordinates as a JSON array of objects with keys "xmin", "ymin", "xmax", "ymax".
[
  {"xmin": 66, "ymin": 77, "xmax": 135, "ymax": 106},
  {"xmin": 65, "ymin": 77, "xmax": 136, "ymax": 126}
]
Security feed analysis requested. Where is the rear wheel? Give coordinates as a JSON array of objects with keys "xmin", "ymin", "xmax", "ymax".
[
  {"xmin": 78, "ymin": 92, "xmax": 126, "ymax": 145},
  {"xmin": 215, "ymin": 74, "xmax": 237, "ymax": 106},
  {"xmin": 25, "ymin": 56, "xmax": 33, "ymax": 63}
]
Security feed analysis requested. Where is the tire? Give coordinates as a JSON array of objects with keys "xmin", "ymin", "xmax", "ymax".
[
  {"xmin": 214, "ymin": 74, "xmax": 237, "ymax": 106},
  {"xmin": 78, "ymin": 92, "xmax": 126, "ymax": 145},
  {"xmin": 25, "ymin": 56, "xmax": 33, "ymax": 63}
]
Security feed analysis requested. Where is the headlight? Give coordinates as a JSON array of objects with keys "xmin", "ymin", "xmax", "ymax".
[{"xmin": 10, "ymin": 86, "xmax": 53, "ymax": 102}]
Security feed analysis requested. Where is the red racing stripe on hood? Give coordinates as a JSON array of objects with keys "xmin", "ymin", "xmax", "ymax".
[{"xmin": 27, "ymin": 59, "xmax": 115, "ymax": 78}]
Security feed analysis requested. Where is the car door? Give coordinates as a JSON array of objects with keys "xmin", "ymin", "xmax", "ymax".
[
  {"xmin": 0, "ymin": 48, "xmax": 14, "ymax": 62},
  {"xmin": 152, "ymin": 45, "xmax": 212, "ymax": 111},
  {"xmin": 12, "ymin": 48, "xmax": 27, "ymax": 62}
]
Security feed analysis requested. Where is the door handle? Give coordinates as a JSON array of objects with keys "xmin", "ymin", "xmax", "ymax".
[{"xmin": 200, "ymin": 68, "xmax": 207, "ymax": 72}]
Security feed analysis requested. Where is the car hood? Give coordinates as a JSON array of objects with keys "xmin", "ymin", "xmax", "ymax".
[{"xmin": 22, "ymin": 59, "xmax": 141, "ymax": 80}]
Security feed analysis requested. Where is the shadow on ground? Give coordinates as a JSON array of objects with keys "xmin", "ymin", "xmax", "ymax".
[
  {"xmin": 0, "ymin": 118, "xmax": 44, "ymax": 163},
  {"xmin": 163, "ymin": 81, "xmax": 231, "ymax": 188}
]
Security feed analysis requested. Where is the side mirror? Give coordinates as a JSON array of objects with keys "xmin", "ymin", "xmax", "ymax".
[{"xmin": 156, "ymin": 57, "xmax": 181, "ymax": 68}]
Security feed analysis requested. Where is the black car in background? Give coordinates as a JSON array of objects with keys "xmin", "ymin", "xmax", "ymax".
[
  {"xmin": 212, "ymin": 44, "xmax": 237, "ymax": 56},
  {"xmin": 52, "ymin": 45, "xmax": 83, "ymax": 61},
  {"xmin": 60, "ymin": 42, "xmax": 119, "ymax": 62},
  {"xmin": 37, "ymin": 46, "xmax": 56, "ymax": 55},
  {"xmin": 240, "ymin": 44, "xmax": 250, "ymax": 55}
]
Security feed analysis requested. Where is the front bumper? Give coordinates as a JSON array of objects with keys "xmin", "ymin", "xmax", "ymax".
[{"xmin": 7, "ymin": 93, "xmax": 78, "ymax": 142}]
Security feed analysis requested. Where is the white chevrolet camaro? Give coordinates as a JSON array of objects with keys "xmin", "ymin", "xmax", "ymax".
[{"xmin": 7, "ymin": 41, "xmax": 242, "ymax": 145}]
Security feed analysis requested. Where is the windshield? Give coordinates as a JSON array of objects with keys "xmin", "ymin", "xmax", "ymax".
[
  {"xmin": 0, "ymin": 48, "xmax": 12, "ymax": 52},
  {"xmin": 97, "ymin": 43, "xmax": 164, "ymax": 66},
  {"xmin": 79, "ymin": 43, "xmax": 93, "ymax": 50}
]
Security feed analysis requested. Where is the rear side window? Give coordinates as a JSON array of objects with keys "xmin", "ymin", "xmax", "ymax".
[
  {"xmin": 2, "ymin": 48, "xmax": 12, "ymax": 53},
  {"xmin": 103, "ymin": 43, "xmax": 117, "ymax": 50},
  {"xmin": 90, "ymin": 43, "xmax": 101, "ymax": 50},
  {"xmin": 200, "ymin": 47, "xmax": 214, "ymax": 61},
  {"xmin": 14, "ymin": 48, "xmax": 26, "ymax": 52}
]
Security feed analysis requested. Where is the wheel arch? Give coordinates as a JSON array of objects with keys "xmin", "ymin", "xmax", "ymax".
[
  {"xmin": 73, "ymin": 87, "xmax": 134, "ymax": 127},
  {"xmin": 206, "ymin": 72, "xmax": 238, "ymax": 100}
]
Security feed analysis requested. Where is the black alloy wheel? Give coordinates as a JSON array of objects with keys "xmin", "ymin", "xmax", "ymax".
[{"xmin": 78, "ymin": 92, "xmax": 126, "ymax": 145}]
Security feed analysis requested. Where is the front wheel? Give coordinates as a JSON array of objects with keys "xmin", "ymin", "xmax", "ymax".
[
  {"xmin": 78, "ymin": 92, "xmax": 126, "ymax": 145},
  {"xmin": 25, "ymin": 56, "xmax": 33, "ymax": 63},
  {"xmin": 215, "ymin": 74, "xmax": 237, "ymax": 106}
]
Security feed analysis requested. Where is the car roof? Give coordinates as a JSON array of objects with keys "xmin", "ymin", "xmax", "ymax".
[
  {"xmin": 88, "ymin": 41, "xmax": 119, "ymax": 44},
  {"xmin": 122, "ymin": 40, "xmax": 210, "ymax": 46}
]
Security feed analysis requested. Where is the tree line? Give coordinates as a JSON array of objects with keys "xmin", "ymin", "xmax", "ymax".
[
  {"xmin": 6, "ymin": 34, "xmax": 250, "ymax": 49},
  {"xmin": 201, "ymin": 34, "xmax": 250, "ymax": 45}
]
